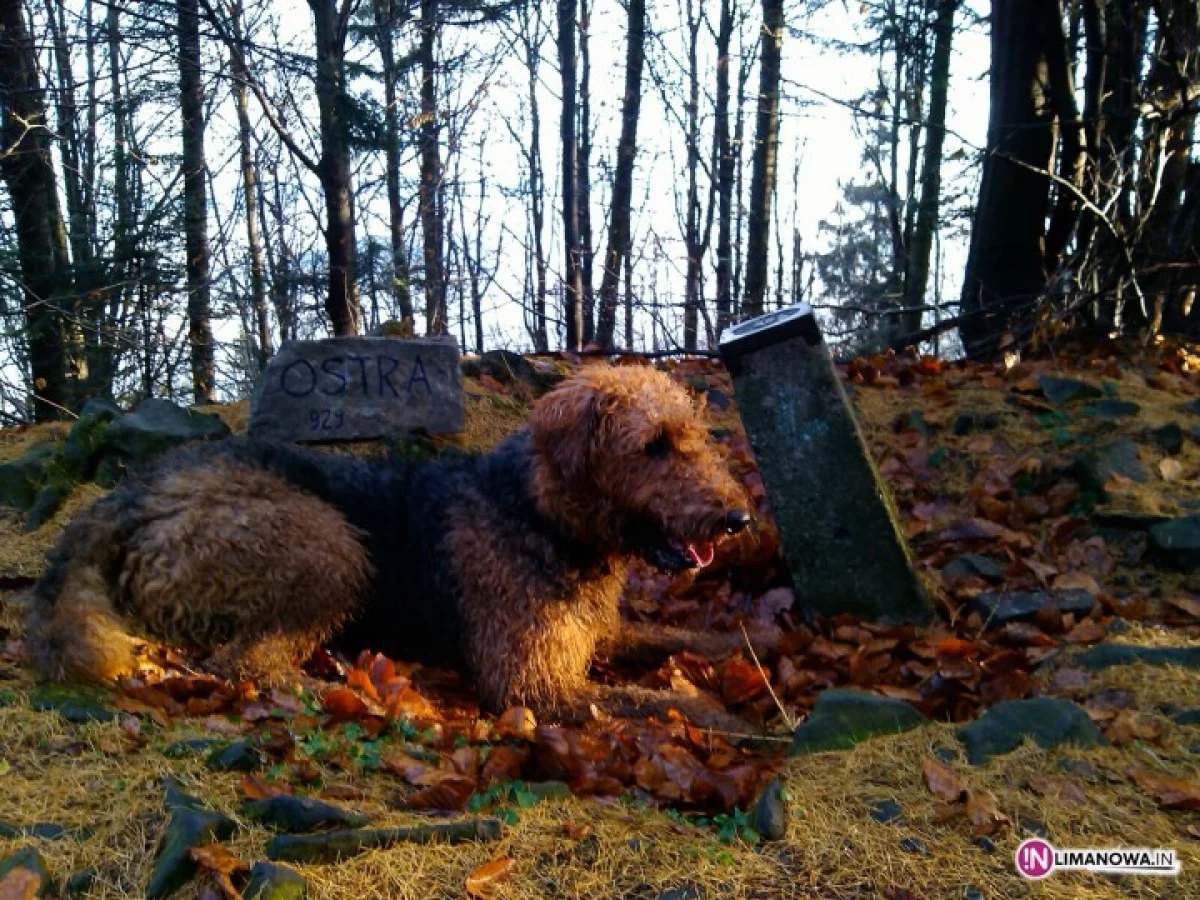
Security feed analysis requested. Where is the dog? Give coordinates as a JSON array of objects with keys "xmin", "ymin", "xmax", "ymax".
[{"xmin": 27, "ymin": 365, "xmax": 774, "ymax": 729}]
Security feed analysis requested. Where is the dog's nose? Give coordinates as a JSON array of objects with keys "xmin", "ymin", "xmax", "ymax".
[{"xmin": 724, "ymin": 509, "xmax": 753, "ymax": 534}]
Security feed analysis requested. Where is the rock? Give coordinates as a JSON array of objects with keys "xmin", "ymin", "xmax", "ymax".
[
  {"xmin": 1077, "ymin": 644, "xmax": 1200, "ymax": 670},
  {"xmin": 146, "ymin": 807, "xmax": 238, "ymax": 899},
  {"xmin": 64, "ymin": 868, "xmax": 97, "ymax": 898},
  {"xmin": 941, "ymin": 554, "xmax": 1007, "ymax": 583},
  {"xmin": 242, "ymin": 796, "xmax": 370, "ymax": 834},
  {"xmin": 1038, "ymin": 376, "xmax": 1103, "ymax": 406},
  {"xmin": 0, "ymin": 847, "xmax": 55, "ymax": 898},
  {"xmin": 1179, "ymin": 398, "xmax": 1200, "ymax": 416},
  {"xmin": 1086, "ymin": 399, "xmax": 1141, "ymax": 420},
  {"xmin": 899, "ymin": 837, "xmax": 929, "ymax": 855},
  {"xmin": 749, "ymin": 778, "xmax": 788, "ymax": 841},
  {"xmin": 1144, "ymin": 421, "xmax": 1184, "ymax": 455},
  {"xmin": 206, "ymin": 741, "xmax": 266, "ymax": 773},
  {"xmin": 1073, "ymin": 438, "xmax": 1149, "ymax": 492},
  {"xmin": 656, "ymin": 886, "xmax": 704, "ymax": 900},
  {"xmin": 868, "ymin": 799, "xmax": 903, "ymax": 825},
  {"xmin": 28, "ymin": 684, "xmax": 116, "ymax": 724},
  {"xmin": 963, "ymin": 886, "xmax": 986, "ymax": 900},
  {"xmin": 1020, "ymin": 819, "xmax": 1051, "ymax": 839},
  {"xmin": 719, "ymin": 304, "xmax": 930, "ymax": 623},
  {"xmin": 243, "ymin": 862, "xmax": 308, "ymax": 900},
  {"xmin": 266, "ymin": 819, "xmax": 504, "ymax": 864},
  {"xmin": 104, "ymin": 398, "xmax": 230, "ymax": 464},
  {"xmin": 162, "ymin": 738, "xmax": 221, "ymax": 759},
  {"xmin": 957, "ymin": 698, "xmax": 1105, "ymax": 765},
  {"xmin": 1091, "ymin": 510, "xmax": 1172, "ymax": 530},
  {"xmin": 0, "ymin": 443, "xmax": 58, "ymax": 512},
  {"xmin": 476, "ymin": 349, "xmax": 545, "ymax": 390},
  {"xmin": 162, "ymin": 778, "xmax": 210, "ymax": 813},
  {"xmin": 1172, "ymin": 708, "xmax": 1200, "ymax": 726},
  {"xmin": 60, "ymin": 397, "xmax": 122, "ymax": 481},
  {"xmin": 952, "ymin": 414, "xmax": 976, "ymax": 436},
  {"xmin": 967, "ymin": 590, "xmax": 1096, "ymax": 627},
  {"xmin": 1149, "ymin": 516, "xmax": 1200, "ymax": 570},
  {"xmin": 24, "ymin": 481, "xmax": 73, "ymax": 532},
  {"xmin": 790, "ymin": 689, "xmax": 926, "ymax": 755},
  {"xmin": 971, "ymin": 836, "xmax": 996, "ymax": 854},
  {"xmin": 1057, "ymin": 758, "xmax": 1102, "ymax": 781},
  {"xmin": 249, "ymin": 336, "xmax": 464, "ymax": 442},
  {"xmin": 905, "ymin": 409, "xmax": 930, "ymax": 436},
  {"xmin": 0, "ymin": 822, "xmax": 91, "ymax": 841}
]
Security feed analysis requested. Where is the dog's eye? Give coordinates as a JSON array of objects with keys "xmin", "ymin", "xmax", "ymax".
[{"xmin": 644, "ymin": 433, "xmax": 672, "ymax": 459}]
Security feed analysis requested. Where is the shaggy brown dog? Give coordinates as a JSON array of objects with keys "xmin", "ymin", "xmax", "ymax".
[{"xmin": 27, "ymin": 366, "xmax": 770, "ymax": 728}]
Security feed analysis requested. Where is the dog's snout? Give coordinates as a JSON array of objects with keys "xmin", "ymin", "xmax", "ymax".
[{"xmin": 724, "ymin": 509, "xmax": 752, "ymax": 534}]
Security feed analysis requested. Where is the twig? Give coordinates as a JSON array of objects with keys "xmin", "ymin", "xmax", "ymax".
[{"xmin": 740, "ymin": 623, "xmax": 796, "ymax": 732}]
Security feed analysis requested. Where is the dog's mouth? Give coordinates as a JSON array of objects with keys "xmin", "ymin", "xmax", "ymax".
[{"xmin": 641, "ymin": 534, "xmax": 718, "ymax": 573}]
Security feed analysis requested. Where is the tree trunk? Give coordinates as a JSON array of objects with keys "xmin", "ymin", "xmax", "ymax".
[
  {"xmin": 958, "ymin": 0, "xmax": 1060, "ymax": 356},
  {"xmin": 180, "ymin": 0, "xmax": 215, "ymax": 401},
  {"xmin": 595, "ymin": 0, "xmax": 645, "ymax": 350},
  {"xmin": 373, "ymin": 0, "xmax": 415, "ymax": 330},
  {"xmin": 228, "ymin": 1, "xmax": 272, "ymax": 369},
  {"xmin": 557, "ymin": 0, "xmax": 584, "ymax": 349},
  {"xmin": 309, "ymin": 0, "xmax": 361, "ymax": 336},
  {"xmin": 1041, "ymin": 0, "xmax": 1085, "ymax": 272},
  {"xmin": 107, "ymin": 0, "xmax": 133, "ymax": 391},
  {"xmin": 742, "ymin": 0, "xmax": 783, "ymax": 319},
  {"xmin": 578, "ymin": 0, "xmax": 594, "ymax": 343},
  {"xmin": 0, "ymin": 0, "xmax": 74, "ymax": 419},
  {"xmin": 714, "ymin": 0, "xmax": 736, "ymax": 337},
  {"xmin": 683, "ymin": 0, "xmax": 702, "ymax": 350},
  {"xmin": 901, "ymin": 0, "xmax": 956, "ymax": 335},
  {"xmin": 419, "ymin": 0, "xmax": 446, "ymax": 334}
]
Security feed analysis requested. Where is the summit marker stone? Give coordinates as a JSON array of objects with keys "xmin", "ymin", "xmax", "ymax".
[
  {"xmin": 719, "ymin": 303, "xmax": 930, "ymax": 622},
  {"xmin": 250, "ymin": 336, "xmax": 464, "ymax": 442}
]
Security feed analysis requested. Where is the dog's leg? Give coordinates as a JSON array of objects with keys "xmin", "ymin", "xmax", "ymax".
[
  {"xmin": 559, "ymin": 683, "xmax": 758, "ymax": 734},
  {"xmin": 203, "ymin": 631, "xmax": 319, "ymax": 688},
  {"xmin": 605, "ymin": 620, "xmax": 782, "ymax": 670}
]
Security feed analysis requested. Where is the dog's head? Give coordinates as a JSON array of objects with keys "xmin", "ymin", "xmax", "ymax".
[{"xmin": 528, "ymin": 365, "xmax": 753, "ymax": 572}]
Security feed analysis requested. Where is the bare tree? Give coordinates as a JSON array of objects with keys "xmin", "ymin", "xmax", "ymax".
[
  {"xmin": 557, "ymin": 0, "xmax": 584, "ymax": 349},
  {"xmin": 419, "ymin": 0, "xmax": 447, "ymax": 334},
  {"xmin": 742, "ymin": 0, "xmax": 783, "ymax": 319}
]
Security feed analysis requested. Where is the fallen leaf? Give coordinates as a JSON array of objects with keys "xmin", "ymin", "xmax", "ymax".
[
  {"xmin": 965, "ymin": 789, "xmax": 1011, "ymax": 837},
  {"xmin": 1027, "ymin": 775, "xmax": 1087, "ymax": 806},
  {"xmin": 481, "ymin": 745, "xmax": 529, "ymax": 786},
  {"xmin": 1159, "ymin": 458, "xmax": 1184, "ymax": 482},
  {"xmin": 189, "ymin": 844, "xmax": 249, "ymax": 900},
  {"xmin": 1052, "ymin": 571, "xmax": 1101, "ymax": 594},
  {"xmin": 1105, "ymin": 712, "xmax": 1164, "ymax": 746},
  {"xmin": 0, "ymin": 867, "xmax": 41, "ymax": 900},
  {"xmin": 239, "ymin": 773, "xmax": 292, "ymax": 800},
  {"xmin": 322, "ymin": 687, "xmax": 371, "ymax": 722},
  {"xmin": 922, "ymin": 757, "xmax": 967, "ymax": 803},
  {"xmin": 1064, "ymin": 618, "xmax": 1106, "ymax": 644},
  {"xmin": 1165, "ymin": 594, "xmax": 1200, "ymax": 619},
  {"xmin": 494, "ymin": 706, "xmax": 538, "ymax": 741},
  {"xmin": 564, "ymin": 821, "xmax": 594, "ymax": 840},
  {"xmin": 466, "ymin": 856, "xmax": 516, "ymax": 897},
  {"xmin": 720, "ymin": 654, "xmax": 769, "ymax": 705},
  {"xmin": 406, "ymin": 775, "xmax": 476, "ymax": 811},
  {"xmin": 1127, "ymin": 768, "xmax": 1200, "ymax": 809}
]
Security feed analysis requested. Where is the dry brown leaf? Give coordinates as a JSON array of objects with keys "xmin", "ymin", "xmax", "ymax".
[
  {"xmin": 1026, "ymin": 775, "xmax": 1087, "ymax": 806},
  {"xmin": 239, "ymin": 773, "xmax": 292, "ymax": 800},
  {"xmin": 922, "ymin": 757, "xmax": 967, "ymax": 803},
  {"xmin": 564, "ymin": 821, "xmax": 594, "ymax": 840},
  {"xmin": 1064, "ymin": 618, "xmax": 1106, "ymax": 644},
  {"xmin": 1127, "ymin": 768, "xmax": 1200, "ymax": 809},
  {"xmin": 1165, "ymin": 594, "xmax": 1200, "ymax": 619},
  {"xmin": 406, "ymin": 774, "xmax": 476, "ymax": 811},
  {"xmin": 189, "ymin": 844, "xmax": 249, "ymax": 900},
  {"xmin": 0, "ymin": 867, "xmax": 41, "ymax": 900},
  {"xmin": 494, "ymin": 706, "xmax": 538, "ymax": 741},
  {"xmin": 1052, "ymin": 571, "xmax": 1101, "ymax": 593},
  {"xmin": 466, "ymin": 856, "xmax": 517, "ymax": 897},
  {"xmin": 966, "ymin": 789, "xmax": 1011, "ymax": 837}
]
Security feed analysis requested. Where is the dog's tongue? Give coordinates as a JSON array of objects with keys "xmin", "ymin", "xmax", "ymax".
[{"xmin": 686, "ymin": 541, "xmax": 716, "ymax": 568}]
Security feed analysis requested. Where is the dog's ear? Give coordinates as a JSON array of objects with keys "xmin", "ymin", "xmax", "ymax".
[{"xmin": 528, "ymin": 378, "xmax": 609, "ymax": 482}]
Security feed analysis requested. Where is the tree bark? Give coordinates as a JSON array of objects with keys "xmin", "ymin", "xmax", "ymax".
[
  {"xmin": 419, "ymin": 0, "xmax": 447, "ymax": 334},
  {"xmin": 180, "ymin": 0, "xmax": 215, "ymax": 401},
  {"xmin": 958, "ymin": 0, "xmax": 1060, "ymax": 356},
  {"xmin": 557, "ymin": 0, "xmax": 584, "ymax": 349},
  {"xmin": 0, "ymin": 0, "xmax": 74, "ymax": 419},
  {"xmin": 595, "ymin": 0, "xmax": 645, "ymax": 350},
  {"xmin": 742, "ymin": 0, "xmax": 783, "ymax": 319},
  {"xmin": 578, "ymin": 0, "xmax": 594, "ymax": 343},
  {"xmin": 373, "ymin": 0, "xmax": 415, "ymax": 330},
  {"xmin": 683, "ymin": 0, "xmax": 703, "ymax": 350},
  {"xmin": 714, "ymin": 0, "xmax": 736, "ymax": 337},
  {"xmin": 901, "ymin": 0, "xmax": 956, "ymax": 334},
  {"xmin": 309, "ymin": 0, "xmax": 361, "ymax": 336}
]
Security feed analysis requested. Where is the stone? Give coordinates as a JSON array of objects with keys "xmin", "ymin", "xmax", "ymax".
[
  {"xmin": 941, "ymin": 554, "xmax": 1007, "ymax": 583},
  {"xmin": 1172, "ymin": 708, "xmax": 1200, "ymax": 726},
  {"xmin": 243, "ymin": 862, "xmax": 308, "ymax": 900},
  {"xmin": 971, "ymin": 837, "xmax": 996, "ymax": 854},
  {"xmin": 1086, "ymin": 399, "xmax": 1141, "ymax": 420},
  {"xmin": 749, "ymin": 778, "xmax": 788, "ymax": 841},
  {"xmin": 1179, "ymin": 398, "xmax": 1200, "ymax": 416},
  {"xmin": 868, "ymin": 799, "xmax": 903, "ymax": 824},
  {"xmin": 899, "ymin": 837, "xmax": 929, "ymax": 855},
  {"xmin": 242, "ymin": 795, "xmax": 370, "ymax": 833},
  {"xmin": 64, "ymin": 868, "xmax": 97, "ymax": 898},
  {"xmin": 1057, "ymin": 758, "xmax": 1102, "ymax": 781},
  {"xmin": 656, "ymin": 887, "xmax": 703, "ymax": 900},
  {"xmin": 104, "ymin": 398, "xmax": 230, "ymax": 464},
  {"xmin": 28, "ymin": 684, "xmax": 116, "ymax": 724},
  {"xmin": 146, "ymin": 808, "xmax": 238, "ymax": 899},
  {"xmin": 162, "ymin": 738, "xmax": 221, "ymax": 759},
  {"xmin": 719, "ymin": 304, "xmax": 929, "ymax": 622},
  {"xmin": 1149, "ymin": 516, "xmax": 1200, "ymax": 570},
  {"xmin": 206, "ymin": 741, "xmax": 266, "ymax": 773},
  {"xmin": 952, "ymin": 414, "xmax": 976, "ymax": 436},
  {"xmin": 1073, "ymin": 438, "xmax": 1149, "ymax": 493},
  {"xmin": 957, "ymin": 698, "xmax": 1105, "ymax": 765},
  {"xmin": 0, "ymin": 443, "xmax": 58, "ymax": 512},
  {"xmin": 0, "ymin": 822, "xmax": 90, "ymax": 841},
  {"xmin": 790, "ymin": 689, "xmax": 926, "ymax": 755},
  {"xmin": 1038, "ymin": 376, "xmax": 1103, "ymax": 406},
  {"xmin": 0, "ymin": 847, "xmax": 55, "ymax": 898},
  {"xmin": 250, "ymin": 337, "xmax": 463, "ymax": 442},
  {"xmin": 1145, "ymin": 421, "xmax": 1184, "ymax": 455},
  {"xmin": 967, "ymin": 590, "xmax": 1096, "ymax": 627},
  {"xmin": 60, "ymin": 397, "xmax": 122, "ymax": 481},
  {"xmin": 24, "ymin": 482, "xmax": 72, "ymax": 532},
  {"xmin": 1077, "ymin": 644, "xmax": 1200, "ymax": 670},
  {"xmin": 476, "ymin": 349, "xmax": 546, "ymax": 390}
]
